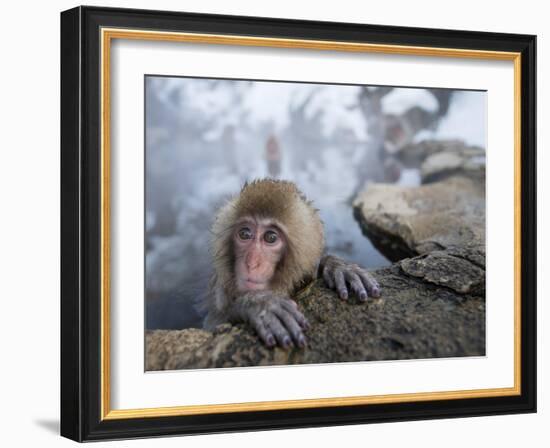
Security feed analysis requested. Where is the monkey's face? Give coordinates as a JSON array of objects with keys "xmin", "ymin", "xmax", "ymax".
[{"xmin": 233, "ymin": 217, "xmax": 286, "ymax": 293}]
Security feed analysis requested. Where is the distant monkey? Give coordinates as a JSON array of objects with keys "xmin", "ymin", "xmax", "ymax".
[
  {"xmin": 203, "ymin": 179, "xmax": 381, "ymax": 348},
  {"xmin": 265, "ymin": 134, "xmax": 282, "ymax": 178}
]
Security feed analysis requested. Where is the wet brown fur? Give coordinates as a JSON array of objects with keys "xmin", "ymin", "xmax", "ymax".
[{"xmin": 205, "ymin": 179, "xmax": 324, "ymax": 326}]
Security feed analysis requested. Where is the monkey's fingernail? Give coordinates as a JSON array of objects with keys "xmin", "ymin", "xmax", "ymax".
[
  {"xmin": 359, "ymin": 292, "xmax": 367, "ymax": 301},
  {"xmin": 298, "ymin": 335, "xmax": 307, "ymax": 348},
  {"xmin": 372, "ymin": 287, "xmax": 381, "ymax": 297},
  {"xmin": 283, "ymin": 336, "xmax": 292, "ymax": 348},
  {"xmin": 341, "ymin": 292, "xmax": 348, "ymax": 300},
  {"xmin": 266, "ymin": 335, "xmax": 275, "ymax": 347}
]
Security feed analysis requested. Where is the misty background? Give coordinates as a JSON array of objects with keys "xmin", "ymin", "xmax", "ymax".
[{"xmin": 145, "ymin": 76, "xmax": 486, "ymax": 330}]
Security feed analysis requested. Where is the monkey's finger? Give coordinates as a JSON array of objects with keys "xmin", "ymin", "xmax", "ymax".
[
  {"xmin": 334, "ymin": 269, "xmax": 349, "ymax": 300},
  {"xmin": 281, "ymin": 300, "xmax": 309, "ymax": 329},
  {"xmin": 322, "ymin": 266, "xmax": 335, "ymax": 289},
  {"xmin": 358, "ymin": 271, "xmax": 381, "ymax": 298},
  {"xmin": 283, "ymin": 299, "xmax": 299, "ymax": 309},
  {"xmin": 250, "ymin": 316, "xmax": 276, "ymax": 348},
  {"xmin": 346, "ymin": 272, "xmax": 368, "ymax": 302},
  {"xmin": 266, "ymin": 315, "xmax": 293, "ymax": 349},
  {"xmin": 274, "ymin": 308, "xmax": 306, "ymax": 348}
]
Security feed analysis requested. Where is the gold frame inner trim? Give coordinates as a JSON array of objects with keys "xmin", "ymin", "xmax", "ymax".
[{"xmin": 100, "ymin": 27, "xmax": 522, "ymax": 421}]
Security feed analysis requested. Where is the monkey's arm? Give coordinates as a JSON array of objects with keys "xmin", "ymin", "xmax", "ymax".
[
  {"xmin": 227, "ymin": 292, "xmax": 309, "ymax": 349},
  {"xmin": 319, "ymin": 254, "xmax": 381, "ymax": 301}
]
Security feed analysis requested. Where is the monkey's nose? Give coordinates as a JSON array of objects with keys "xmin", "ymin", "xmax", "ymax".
[
  {"xmin": 245, "ymin": 250, "xmax": 262, "ymax": 270},
  {"xmin": 246, "ymin": 260, "xmax": 262, "ymax": 271}
]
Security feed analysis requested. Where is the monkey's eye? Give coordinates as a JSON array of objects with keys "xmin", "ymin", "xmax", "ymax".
[
  {"xmin": 263, "ymin": 230, "xmax": 278, "ymax": 244},
  {"xmin": 238, "ymin": 227, "xmax": 253, "ymax": 240}
]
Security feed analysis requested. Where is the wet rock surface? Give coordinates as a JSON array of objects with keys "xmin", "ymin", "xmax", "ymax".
[
  {"xmin": 396, "ymin": 139, "xmax": 485, "ymax": 183},
  {"xmin": 146, "ymin": 253, "xmax": 485, "ymax": 370},
  {"xmin": 353, "ymin": 176, "xmax": 485, "ymax": 262}
]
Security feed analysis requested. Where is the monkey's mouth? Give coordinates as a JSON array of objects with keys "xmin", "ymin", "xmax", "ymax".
[{"xmin": 243, "ymin": 278, "xmax": 268, "ymax": 290}]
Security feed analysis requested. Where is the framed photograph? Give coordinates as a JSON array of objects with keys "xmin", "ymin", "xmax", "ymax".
[{"xmin": 60, "ymin": 5, "xmax": 536, "ymax": 441}]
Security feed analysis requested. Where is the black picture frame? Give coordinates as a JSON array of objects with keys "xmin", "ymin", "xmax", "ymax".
[{"xmin": 61, "ymin": 5, "xmax": 536, "ymax": 442}]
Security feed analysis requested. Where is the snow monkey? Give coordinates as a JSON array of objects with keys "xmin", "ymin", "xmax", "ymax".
[{"xmin": 203, "ymin": 179, "xmax": 381, "ymax": 348}]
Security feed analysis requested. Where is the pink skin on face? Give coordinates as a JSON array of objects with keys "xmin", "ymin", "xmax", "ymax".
[{"xmin": 233, "ymin": 217, "xmax": 286, "ymax": 293}]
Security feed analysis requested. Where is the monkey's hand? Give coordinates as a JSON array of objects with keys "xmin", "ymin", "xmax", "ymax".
[
  {"xmin": 231, "ymin": 292, "xmax": 309, "ymax": 349},
  {"xmin": 319, "ymin": 254, "xmax": 381, "ymax": 302}
]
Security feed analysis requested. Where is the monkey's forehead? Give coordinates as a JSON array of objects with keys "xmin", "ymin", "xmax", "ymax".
[
  {"xmin": 235, "ymin": 216, "xmax": 288, "ymax": 233},
  {"xmin": 235, "ymin": 216, "xmax": 280, "ymax": 225}
]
